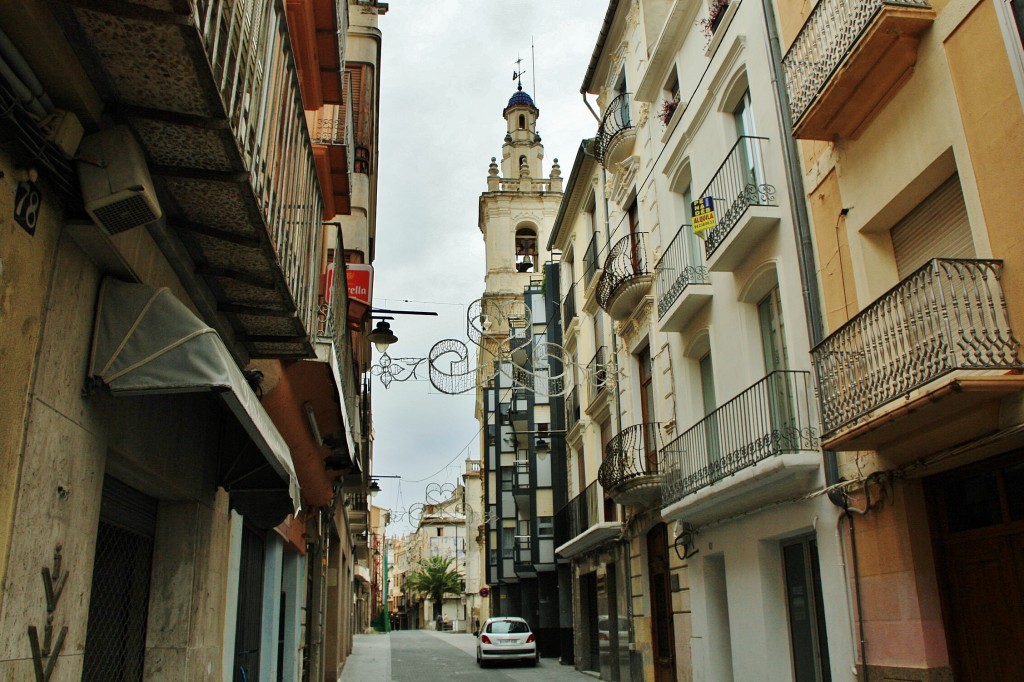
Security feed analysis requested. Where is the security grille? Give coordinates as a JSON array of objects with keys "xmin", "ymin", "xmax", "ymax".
[{"xmin": 83, "ymin": 477, "xmax": 157, "ymax": 682}]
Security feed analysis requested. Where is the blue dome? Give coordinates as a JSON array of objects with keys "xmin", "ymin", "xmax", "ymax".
[{"xmin": 507, "ymin": 89, "xmax": 535, "ymax": 108}]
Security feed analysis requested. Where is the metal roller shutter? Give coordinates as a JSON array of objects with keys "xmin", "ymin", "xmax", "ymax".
[{"xmin": 892, "ymin": 174, "xmax": 975, "ymax": 279}]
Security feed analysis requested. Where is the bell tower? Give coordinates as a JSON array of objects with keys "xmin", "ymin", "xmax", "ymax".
[
  {"xmin": 479, "ymin": 84, "xmax": 563, "ymax": 294},
  {"xmin": 500, "ymin": 84, "xmax": 544, "ymax": 180}
]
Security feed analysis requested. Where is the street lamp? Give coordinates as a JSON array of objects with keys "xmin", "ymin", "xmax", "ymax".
[
  {"xmin": 368, "ymin": 474, "xmax": 402, "ymax": 498},
  {"xmin": 366, "ymin": 320, "xmax": 398, "ymax": 353}
]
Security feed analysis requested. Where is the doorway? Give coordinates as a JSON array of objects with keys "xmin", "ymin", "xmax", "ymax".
[
  {"xmin": 647, "ymin": 523, "xmax": 677, "ymax": 682},
  {"xmin": 928, "ymin": 451, "xmax": 1024, "ymax": 681}
]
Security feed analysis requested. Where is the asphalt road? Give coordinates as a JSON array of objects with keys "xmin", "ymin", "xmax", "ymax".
[{"xmin": 341, "ymin": 630, "xmax": 595, "ymax": 682}]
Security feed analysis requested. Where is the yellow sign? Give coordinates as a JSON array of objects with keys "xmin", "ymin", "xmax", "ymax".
[{"xmin": 692, "ymin": 196, "xmax": 716, "ymax": 240}]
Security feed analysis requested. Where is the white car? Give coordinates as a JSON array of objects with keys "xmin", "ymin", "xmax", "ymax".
[{"xmin": 476, "ymin": 616, "xmax": 539, "ymax": 667}]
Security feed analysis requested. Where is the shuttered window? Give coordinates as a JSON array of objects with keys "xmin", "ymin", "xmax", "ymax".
[{"xmin": 892, "ymin": 174, "xmax": 974, "ymax": 279}]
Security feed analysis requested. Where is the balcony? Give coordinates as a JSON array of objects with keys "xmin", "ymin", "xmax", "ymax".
[
  {"xmin": 598, "ymin": 423, "xmax": 664, "ymax": 509},
  {"xmin": 562, "ymin": 283, "xmax": 579, "ymax": 333},
  {"xmin": 584, "ymin": 233, "xmax": 602, "ymax": 289},
  {"xmin": 555, "ymin": 481, "xmax": 621, "ymax": 558},
  {"xmin": 597, "ymin": 233, "xmax": 653, "ymax": 321},
  {"xmin": 812, "ymin": 259, "xmax": 1024, "ymax": 456},
  {"xmin": 514, "ymin": 536, "xmax": 534, "ymax": 575},
  {"xmin": 347, "ymin": 491, "xmax": 369, "ymax": 532},
  {"xmin": 782, "ymin": 0, "xmax": 935, "ymax": 140},
  {"xmin": 566, "ymin": 386, "xmax": 581, "ymax": 432},
  {"xmin": 512, "ymin": 459, "xmax": 531, "ymax": 504},
  {"xmin": 311, "ymin": 79, "xmax": 355, "ymax": 218},
  {"xmin": 655, "ymin": 224, "xmax": 712, "ymax": 331},
  {"xmin": 596, "ymin": 93, "xmax": 636, "ymax": 167},
  {"xmin": 586, "ymin": 347, "xmax": 610, "ymax": 411},
  {"xmin": 700, "ymin": 137, "xmax": 780, "ymax": 271},
  {"xmin": 661, "ymin": 371, "xmax": 821, "ymax": 525},
  {"xmin": 56, "ymin": 0, "xmax": 330, "ymax": 359}
]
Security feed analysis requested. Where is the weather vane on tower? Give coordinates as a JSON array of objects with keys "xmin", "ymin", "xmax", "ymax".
[{"xmin": 513, "ymin": 55, "xmax": 527, "ymax": 91}]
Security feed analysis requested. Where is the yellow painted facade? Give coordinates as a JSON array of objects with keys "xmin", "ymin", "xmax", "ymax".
[{"xmin": 777, "ymin": 0, "xmax": 1024, "ymax": 676}]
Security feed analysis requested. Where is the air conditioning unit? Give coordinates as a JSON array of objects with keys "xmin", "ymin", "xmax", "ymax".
[{"xmin": 78, "ymin": 125, "xmax": 161, "ymax": 234}]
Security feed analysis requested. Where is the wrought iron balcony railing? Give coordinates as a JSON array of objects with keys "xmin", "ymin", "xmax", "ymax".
[
  {"xmin": 598, "ymin": 423, "xmax": 664, "ymax": 491},
  {"xmin": 584, "ymin": 233, "xmax": 602, "ymax": 286},
  {"xmin": 661, "ymin": 371, "xmax": 819, "ymax": 504},
  {"xmin": 562, "ymin": 282, "xmax": 578, "ymax": 331},
  {"xmin": 556, "ymin": 480, "xmax": 601, "ymax": 546},
  {"xmin": 587, "ymin": 347, "xmax": 609, "ymax": 406},
  {"xmin": 195, "ymin": 0, "xmax": 324, "ymax": 340},
  {"xmin": 700, "ymin": 136, "xmax": 776, "ymax": 261},
  {"xmin": 782, "ymin": 0, "xmax": 934, "ymax": 127},
  {"xmin": 597, "ymin": 232, "xmax": 650, "ymax": 312},
  {"xmin": 566, "ymin": 386, "xmax": 581, "ymax": 431},
  {"xmin": 655, "ymin": 224, "xmax": 710, "ymax": 319},
  {"xmin": 345, "ymin": 492, "xmax": 368, "ymax": 513},
  {"xmin": 596, "ymin": 93, "xmax": 633, "ymax": 164},
  {"xmin": 812, "ymin": 259, "xmax": 1022, "ymax": 436}
]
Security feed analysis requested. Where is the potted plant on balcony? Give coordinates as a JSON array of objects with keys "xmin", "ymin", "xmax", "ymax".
[
  {"xmin": 697, "ymin": 0, "xmax": 730, "ymax": 41},
  {"xmin": 658, "ymin": 96, "xmax": 680, "ymax": 126}
]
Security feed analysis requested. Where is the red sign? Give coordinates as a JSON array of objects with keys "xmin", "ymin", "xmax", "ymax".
[
  {"xmin": 479, "ymin": 587, "xmax": 490, "ymax": 597},
  {"xmin": 346, "ymin": 265, "xmax": 373, "ymax": 306}
]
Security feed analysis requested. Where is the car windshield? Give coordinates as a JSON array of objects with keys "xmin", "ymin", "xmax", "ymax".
[{"xmin": 486, "ymin": 620, "xmax": 530, "ymax": 634}]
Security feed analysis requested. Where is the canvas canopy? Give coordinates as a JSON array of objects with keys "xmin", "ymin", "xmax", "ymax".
[{"xmin": 88, "ymin": 277, "xmax": 301, "ymax": 516}]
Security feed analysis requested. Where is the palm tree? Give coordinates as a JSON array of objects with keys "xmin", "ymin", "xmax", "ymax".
[{"xmin": 404, "ymin": 555, "xmax": 463, "ymax": 623}]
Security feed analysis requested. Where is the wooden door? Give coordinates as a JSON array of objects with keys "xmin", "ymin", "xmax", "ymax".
[{"xmin": 647, "ymin": 524, "xmax": 677, "ymax": 682}]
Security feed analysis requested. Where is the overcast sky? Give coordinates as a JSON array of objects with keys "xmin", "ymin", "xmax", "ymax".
[{"xmin": 371, "ymin": 2, "xmax": 606, "ymax": 533}]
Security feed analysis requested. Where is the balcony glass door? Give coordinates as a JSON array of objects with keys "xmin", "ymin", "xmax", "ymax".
[
  {"xmin": 700, "ymin": 353, "xmax": 720, "ymax": 465},
  {"xmin": 759, "ymin": 287, "xmax": 794, "ymax": 434},
  {"xmin": 639, "ymin": 347, "xmax": 657, "ymax": 473},
  {"xmin": 733, "ymin": 89, "xmax": 764, "ymax": 188}
]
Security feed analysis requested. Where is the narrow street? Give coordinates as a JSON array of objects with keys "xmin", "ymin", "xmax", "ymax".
[{"xmin": 341, "ymin": 631, "xmax": 595, "ymax": 682}]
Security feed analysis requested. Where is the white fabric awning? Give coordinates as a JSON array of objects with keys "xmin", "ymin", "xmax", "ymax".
[{"xmin": 88, "ymin": 278, "xmax": 301, "ymax": 515}]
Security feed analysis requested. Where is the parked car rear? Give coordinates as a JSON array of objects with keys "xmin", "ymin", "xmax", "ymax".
[{"xmin": 476, "ymin": 616, "xmax": 539, "ymax": 667}]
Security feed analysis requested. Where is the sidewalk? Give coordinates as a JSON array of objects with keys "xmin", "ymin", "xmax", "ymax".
[{"xmin": 339, "ymin": 632, "xmax": 391, "ymax": 682}]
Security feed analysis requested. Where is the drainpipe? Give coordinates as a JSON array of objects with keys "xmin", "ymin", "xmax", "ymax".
[
  {"xmin": 758, "ymin": 0, "xmax": 868, "ymax": 679},
  {"xmin": 598, "ymin": 157, "xmax": 637, "ymax": 680},
  {"xmin": 582, "ymin": 91, "xmax": 602, "ymax": 124}
]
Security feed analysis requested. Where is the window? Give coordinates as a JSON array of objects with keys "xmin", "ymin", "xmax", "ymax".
[
  {"xmin": 664, "ymin": 68, "xmax": 680, "ymax": 103},
  {"xmin": 501, "ymin": 468, "xmax": 513, "ymax": 491},
  {"xmin": 501, "ymin": 527, "xmax": 514, "ymax": 558},
  {"xmin": 518, "ymin": 114, "xmax": 526, "ymax": 130},
  {"xmin": 538, "ymin": 516, "xmax": 554, "ymax": 537}
]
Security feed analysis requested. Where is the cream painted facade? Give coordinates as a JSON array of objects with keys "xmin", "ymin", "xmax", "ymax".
[{"xmin": 550, "ymin": 0, "xmax": 857, "ymax": 680}]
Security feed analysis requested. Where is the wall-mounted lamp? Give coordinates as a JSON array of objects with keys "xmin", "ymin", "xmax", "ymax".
[
  {"xmin": 367, "ymin": 320, "xmax": 398, "ymax": 352},
  {"xmin": 367, "ymin": 474, "xmax": 401, "ymax": 498}
]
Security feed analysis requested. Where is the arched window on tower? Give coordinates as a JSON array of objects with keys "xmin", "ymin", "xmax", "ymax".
[
  {"xmin": 518, "ymin": 114, "xmax": 526, "ymax": 130},
  {"xmin": 515, "ymin": 227, "xmax": 538, "ymax": 273}
]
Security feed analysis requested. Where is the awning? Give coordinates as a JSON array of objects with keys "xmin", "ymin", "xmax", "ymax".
[{"xmin": 88, "ymin": 278, "xmax": 302, "ymax": 518}]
